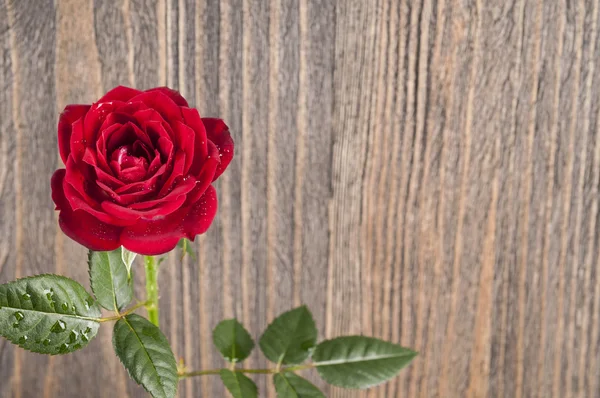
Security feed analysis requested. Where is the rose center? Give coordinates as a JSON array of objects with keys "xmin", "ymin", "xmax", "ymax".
[{"xmin": 110, "ymin": 143, "xmax": 150, "ymax": 183}]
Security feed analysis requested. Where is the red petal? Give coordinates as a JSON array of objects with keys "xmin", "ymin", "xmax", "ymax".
[
  {"xmin": 187, "ymin": 141, "xmax": 219, "ymax": 202},
  {"xmin": 144, "ymin": 87, "xmax": 189, "ymax": 107},
  {"xmin": 173, "ymin": 121, "xmax": 195, "ymax": 173},
  {"xmin": 51, "ymin": 169, "xmax": 121, "ymax": 251},
  {"xmin": 181, "ymin": 108, "xmax": 208, "ymax": 175},
  {"xmin": 129, "ymin": 90, "xmax": 183, "ymax": 123},
  {"xmin": 84, "ymin": 101, "xmax": 125, "ymax": 143},
  {"xmin": 69, "ymin": 118, "xmax": 86, "ymax": 163},
  {"xmin": 63, "ymin": 180, "xmax": 134, "ymax": 227},
  {"xmin": 120, "ymin": 185, "xmax": 218, "ymax": 255},
  {"xmin": 96, "ymin": 180, "xmax": 150, "ymax": 206},
  {"xmin": 102, "ymin": 189, "xmax": 187, "ymax": 220},
  {"xmin": 202, "ymin": 118, "xmax": 234, "ymax": 181},
  {"xmin": 181, "ymin": 184, "xmax": 218, "ymax": 239},
  {"xmin": 129, "ymin": 176, "xmax": 196, "ymax": 210},
  {"xmin": 97, "ymin": 86, "xmax": 142, "ymax": 103},
  {"xmin": 58, "ymin": 105, "xmax": 90, "ymax": 164},
  {"xmin": 158, "ymin": 151, "xmax": 185, "ymax": 197}
]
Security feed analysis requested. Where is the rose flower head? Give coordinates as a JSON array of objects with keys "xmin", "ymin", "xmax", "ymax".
[{"xmin": 51, "ymin": 86, "xmax": 233, "ymax": 255}]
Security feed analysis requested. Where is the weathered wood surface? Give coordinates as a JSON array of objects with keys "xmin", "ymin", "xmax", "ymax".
[{"xmin": 1, "ymin": 0, "xmax": 599, "ymax": 397}]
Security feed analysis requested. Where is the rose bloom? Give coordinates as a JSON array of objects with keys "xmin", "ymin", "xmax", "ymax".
[{"xmin": 51, "ymin": 86, "xmax": 233, "ymax": 255}]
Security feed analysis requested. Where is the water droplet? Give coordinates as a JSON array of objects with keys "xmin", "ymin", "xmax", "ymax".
[
  {"xmin": 84, "ymin": 327, "xmax": 92, "ymax": 334},
  {"xmin": 59, "ymin": 343, "xmax": 69, "ymax": 354},
  {"xmin": 45, "ymin": 289, "xmax": 54, "ymax": 301},
  {"xmin": 69, "ymin": 331, "xmax": 78, "ymax": 344},
  {"xmin": 85, "ymin": 298, "xmax": 94, "ymax": 310},
  {"xmin": 22, "ymin": 293, "xmax": 31, "ymax": 301},
  {"xmin": 81, "ymin": 333, "xmax": 89, "ymax": 343},
  {"xmin": 14, "ymin": 311, "xmax": 24, "ymax": 321},
  {"xmin": 43, "ymin": 339, "xmax": 51, "ymax": 346},
  {"xmin": 12, "ymin": 322, "xmax": 19, "ymax": 328},
  {"xmin": 18, "ymin": 336, "xmax": 27, "ymax": 344},
  {"xmin": 73, "ymin": 343, "xmax": 82, "ymax": 350},
  {"xmin": 71, "ymin": 305, "xmax": 76, "ymax": 312},
  {"xmin": 51, "ymin": 320, "xmax": 67, "ymax": 333},
  {"xmin": 61, "ymin": 303, "xmax": 69, "ymax": 311}
]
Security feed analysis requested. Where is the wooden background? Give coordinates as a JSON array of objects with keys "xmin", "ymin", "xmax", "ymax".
[{"xmin": 1, "ymin": 0, "xmax": 599, "ymax": 397}]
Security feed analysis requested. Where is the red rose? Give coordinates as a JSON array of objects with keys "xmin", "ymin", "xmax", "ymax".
[{"xmin": 51, "ymin": 86, "xmax": 233, "ymax": 255}]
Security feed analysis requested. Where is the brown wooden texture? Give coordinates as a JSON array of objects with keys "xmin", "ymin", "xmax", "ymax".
[{"xmin": 1, "ymin": 0, "xmax": 599, "ymax": 397}]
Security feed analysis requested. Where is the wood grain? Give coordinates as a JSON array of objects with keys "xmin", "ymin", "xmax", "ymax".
[{"xmin": 1, "ymin": 0, "xmax": 600, "ymax": 397}]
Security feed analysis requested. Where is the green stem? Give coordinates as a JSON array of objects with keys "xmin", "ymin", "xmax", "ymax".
[
  {"xmin": 97, "ymin": 300, "xmax": 150, "ymax": 323},
  {"xmin": 178, "ymin": 364, "xmax": 315, "ymax": 379},
  {"xmin": 144, "ymin": 255, "xmax": 160, "ymax": 326}
]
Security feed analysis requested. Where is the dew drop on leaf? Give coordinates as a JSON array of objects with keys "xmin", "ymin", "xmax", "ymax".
[
  {"xmin": 18, "ymin": 336, "xmax": 27, "ymax": 344},
  {"xmin": 13, "ymin": 311, "xmax": 24, "ymax": 321},
  {"xmin": 43, "ymin": 339, "xmax": 51, "ymax": 346},
  {"xmin": 59, "ymin": 343, "xmax": 69, "ymax": 354},
  {"xmin": 61, "ymin": 303, "xmax": 69, "ymax": 311},
  {"xmin": 69, "ymin": 331, "xmax": 78, "ymax": 344},
  {"xmin": 51, "ymin": 320, "xmax": 67, "ymax": 333},
  {"xmin": 22, "ymin": 293, "xmax": 31, "ymax": 301}
]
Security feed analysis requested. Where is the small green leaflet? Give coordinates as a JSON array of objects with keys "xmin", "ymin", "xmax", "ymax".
[
  {"xmin": 113, "ymin": 314, "xmax": 178, "ymax": 398},
  {"xmin": 273, "ymin": 373, "xmax": 325, "ymax": 398},
  {"xmin": 121, "ymin": 247, "xmax": 137, "ymax": 279},
  {"xmin": 213, "ymin": 319, "xmax": 254, "ymax": 363},
  {"xmin": 220, "ymin": 369, "xmax": 258, "ymax": 398},
  {"xmin": 312, "ymin": 336, "xmax": 417, "ymax": 389},
  {"xmin": 259, "ymin": 306, "xmax": 317, "ymax": 365},
  {"xmin": 0, "ymin": 274, "xmax": 101, "ymax": 355},
  {"xmin": 88, "ymin": 249, "xmax": 134, "ymax": 311},
  {"xmin": 177, "ymin": 238, "xmax": 196, "ymax": 261}
]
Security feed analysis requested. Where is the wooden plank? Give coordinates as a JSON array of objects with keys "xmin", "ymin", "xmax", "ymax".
[{"xmin": 0, "ymin": 1, "xmax": 18, "ymax": 397}]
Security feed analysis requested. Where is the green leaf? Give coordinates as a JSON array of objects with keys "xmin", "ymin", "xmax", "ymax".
[
  {"xmin": 259, "ymin": 306, "xmax": 317, "ymax": 365},
  {"xmin": 177, "ymin": 238, "xmax": 196, "ymax": 261},
  {"xmin": 113, "ymin": 314, "xmax": 178, "ymax": 398},
  {"xmin": 88, "ymin": 249, "xmax": 133, "ymax": 311},
  {"xmin": 0, "ymin": 274, "xmax": 101, "ymax": 355},
  {"xmin": 121, "ymin": 248, "xmax": 137, "ymax": 279},
  {"xmin": 219, "ymin": 369, "xmax": 258, "ymax": 398},
  {"xmin": 312, "ymin": 336, "xmax": 417, "ymax": 389},
  {"xmin": 274, "ymin": 373, "xmax": 325, "ymax": 398},
  {"xmin": 213, "ymin": 319, "xmax": 255, "ymax": 362}
]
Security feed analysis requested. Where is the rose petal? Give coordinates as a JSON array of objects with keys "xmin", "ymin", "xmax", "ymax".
[
  {"xmin": 84, "ymin": 101, "xmax": 125, "ymax": 143},
  {"xmin": 187, "ymin": 141, "xmax": 219, "ymax": 203},
  {"xmin": 120, "ymin": 185, "xmax": 218, "ymax": 255},
  {"xmin": 97, "ymin": 86, "xmax": 143, "ymax": 103},
  {"xmin": 96, "ymin": 180, "xmax": 150, "ymax": 206},
  {"xmin": 58, "ymin": 105, "xmax": 90, "ymax": 164},
  {"xmin": 129, "ymin": 176, "xmax": 196, "ymax": 210},
  {"xmin": 158, "ymin": 151, "xmax": 186, "ymax": 197},
  {"xmin": 102, "ymin": 190, "xmax": 186, "ymax": 220},
  {"xmin": 181, "ymin": 184, "xmax": 218, "ymax": 239},
  {"xmin": 64, "ymin": 181, "xmax": 134, "ymax": 227},
  {"xmin": 144, "ymin": 87, "xmax": 189, "ymax": 107},
  {"xmin": 69, "ymin": 118, "xmax": 86, "ymax": 163},
  {"xmin": 95, "ymin": 166, "xmax": 125, "ymax": 189},
  {"xmin": 202, "ymin": 118, "xmax": 234, "ymax": 181},
  {"xmin": 181, "ymin": 107, "xmax": 208, "ymax": 174},
  {"xmin": 173, "ymin": 121, "xmax": 195, "ymax": 173},
  {"xmin": 52, "ymin": 169, "xmax": 122, "ymax": 251},
  {"xmin": 129, "ymin": 90, "xmax": 183, "ymax": 123}
]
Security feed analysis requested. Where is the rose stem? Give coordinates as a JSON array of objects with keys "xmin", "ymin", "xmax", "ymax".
[{"xmin": 144, "ymin": 255, "xmax": 160, "ymax": 326}]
